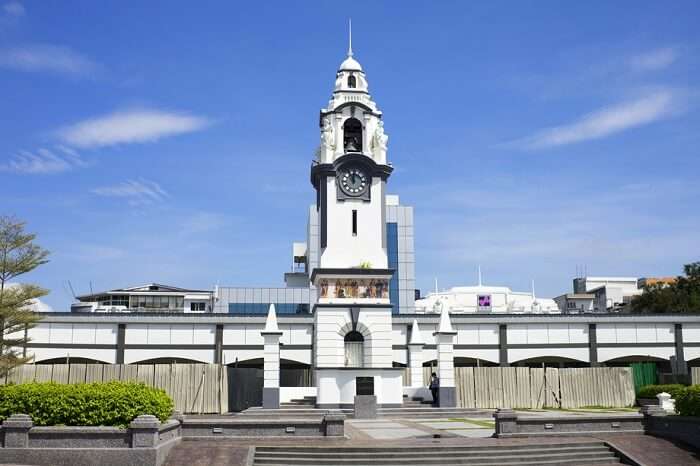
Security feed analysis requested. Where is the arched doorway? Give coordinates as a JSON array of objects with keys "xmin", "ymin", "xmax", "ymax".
[{"xmin": 344, "ymin": 330, "xmax": 364, "ymax": 367}]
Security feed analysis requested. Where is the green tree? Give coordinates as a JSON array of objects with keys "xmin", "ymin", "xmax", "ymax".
[
  {"xmin": 631, "ymin": 262, "xmax": 700, "ymax": 313},
  {"xmin": 0, "ymin": 216, "xmax": 49, "ymax": 375}
]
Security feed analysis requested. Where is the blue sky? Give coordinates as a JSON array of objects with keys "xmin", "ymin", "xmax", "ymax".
[{"xmin": 2, "ymin": 1, "xmax": 699, "ymax": 310}]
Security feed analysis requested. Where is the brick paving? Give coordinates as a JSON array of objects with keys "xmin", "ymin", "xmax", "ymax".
[{"xmin": 597, "ymin": 434, "xmax": 700, "ymax": 466}]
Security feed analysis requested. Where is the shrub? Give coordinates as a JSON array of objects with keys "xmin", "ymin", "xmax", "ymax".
[
  {"xmin": 0, "ymin": 381, "xmax": 173, "ymax": 427},
  {"xmin": 675, "ymin": 385, "xmax": 700, "ymax": 417},
  {"xmin": 637, "ymin": 384, "xmax": 687, "ymax": 399}
]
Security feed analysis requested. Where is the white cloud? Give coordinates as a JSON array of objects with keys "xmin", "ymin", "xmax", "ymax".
[
  {"xmin": 629, "ymin": 47, "xmax": 678, "ymax": 71},
  {"xmin": 57, "ymin": 108, "xmax": 211, "ymax": 149},
  {"xmin": 3, "ymin": 1, "xmax": 24, "ymax": 17},
  {"xmin": 0, "ymin": 44, "xmax": 97, "ymax": 76},
  {"xmin": 5, "ymin": 283, "xmax": 53, "ymax": 312},
  {"xmin": 510, "ymin": 91, "xmax": 676, "ymax": 150},
  {"xmin": 92, "ymin": 179, "xmax": 168, "ymax": 205},
  {"xmin": 0, "ymin": 147, "xmax": 84, "ymax": 174}
]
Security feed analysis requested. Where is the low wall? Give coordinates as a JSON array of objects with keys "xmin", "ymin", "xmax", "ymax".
[
  {"xmin": 643, "ymin": 407, "xmax": 700, "ymax": 450},
  {"xmin": 0, "ymin": 414, "xmax": 181, "ymax": 466},
  {"xmin": 181, "ymin": 413, "xmax": 344, "ymax": 438},
  {"xmin": 493, "ymin": 409, "xmax": 644, "ymax": 437}
]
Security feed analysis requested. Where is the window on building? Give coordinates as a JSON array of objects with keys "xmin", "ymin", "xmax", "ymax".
[
  {"xmin": 352, "ymin": 210, "xmax": 357, "ymax": 236},
  {"xmin": 344, "ymin": 331, "xmax": 364, "ymax": 367},
  {"xmin": 190, "ymin": 302, "xmax": 206, "ymax": 311},
  {"xmin": 343, "ymin": 118, "xmax": 362, "ymax": 152},
  {"xmin": 348, "ymin": 74, "xmax": 356, "ymax": 88},
  {"xmin": 567, "ymin": 301, "xmax": 576, "ymax": 309}
]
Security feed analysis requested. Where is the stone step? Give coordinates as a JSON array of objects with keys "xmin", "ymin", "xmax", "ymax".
[
  {"xmin": 255, "ymin": 442, "xmax": 605, "ymax": 453},
  {"xmin": 254, "ymin": 453, "xmax": 619, "ymax": 466},
  {"xmin": 253, "ymin": 443, "xmax": 622, "ymax": 466},
  {"xmin": 254, "ymin": 461, "xmax": 621, "ymax": 466},
  {"xmin": 255, "ymin": 444, "xmax": 609, "ymax": 456},
  {"xmin": 255, "ymin": 447, "xmax": 613, "ymax": 461},
  {"xmin": 254, "ymin": 452, "xmax": 615, "ymax": 466}
]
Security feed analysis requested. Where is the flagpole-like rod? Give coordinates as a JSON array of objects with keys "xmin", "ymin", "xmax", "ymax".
[{"xmin": 348, "ymin": 18, "xmax": 353, "ymax": 57}]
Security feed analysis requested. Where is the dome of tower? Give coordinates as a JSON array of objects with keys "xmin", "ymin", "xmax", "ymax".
[{"xmin": 339, "ymin": 55, "xmax": 363, "ymax": 71}]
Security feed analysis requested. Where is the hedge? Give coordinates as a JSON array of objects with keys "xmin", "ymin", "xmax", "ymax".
[
  {"xmin": 0, "ymin": 381, "xmax": 173, "ymax": 427},
  {"xmin": 637, "ymin": 384, "xmax": 687, "ymax": 400},
  {"xmin": 675, "ymin": 385, "xmax": 700, "ymax": 417}
]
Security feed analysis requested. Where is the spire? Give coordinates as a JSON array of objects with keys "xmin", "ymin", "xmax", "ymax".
[
  {"xmin": 348, "ymin": 18, "xmax": 353, "ymax": 57},
  {"xmin": 531, "ymin": 280, "xmax": 536, "ymax": 299},
  {"xmin": 409, "ymin": 319, "xmax": 424, "ymax": 345},
  {"xmin": 263, "ymin": 304, "xmax": 281, "ymax": 333},
  {"xmin": 477, "ymin": 265, "xmax": 482, "ymax": 287},
  {"xmin": 437, "ymin": 301, "xmax": 455, "ymax": 334}
]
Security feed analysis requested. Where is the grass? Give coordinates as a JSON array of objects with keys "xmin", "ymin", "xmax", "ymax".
[{"xmin": 447, "ymin": 418, "xmax": 495, "ymax": 428}]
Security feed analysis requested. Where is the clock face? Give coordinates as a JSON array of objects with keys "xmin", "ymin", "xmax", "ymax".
[{"xmin": 339, "ymin": 167, "xmax": 369, "ymax": 196}]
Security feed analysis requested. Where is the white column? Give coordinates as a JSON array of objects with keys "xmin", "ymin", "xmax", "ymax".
[
  {"xmin": 408, "ymin": 319, "xmax": 425, "ymax": 389},
  {"xmin": 261, "ymin": 304, "xmax": 283, "ymax": 409},
  {"xmin": 432, "ymin": 303, "xmax": 457, "ymax": 407}
]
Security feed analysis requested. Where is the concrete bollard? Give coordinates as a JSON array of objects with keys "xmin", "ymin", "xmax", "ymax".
[
  {"xmin": 2, "ymin": 414, "xmax": 33, "ymax": 448},
  {"xmin": 493, "ymin": 408, "xmax": 518, "ymax": 437},
  {"xmin": 129, "ymin": 415, "xmax": 161, "ymax": 448}
]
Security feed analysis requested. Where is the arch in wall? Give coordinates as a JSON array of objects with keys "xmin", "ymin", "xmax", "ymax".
[
  {"xmin": 347, "ymin": 74, "xmax": 357, "ymax": 88},
  {"xmin": 601, "ymin": 355, "xmax": 669, "ymax": 365},
  {"xmin": 421, "ymin": 357, "xmax": 499, "ymax": 368},
  {"xmin": 225, "ymin": 357, "xmax": 311, "ymax": 369},
  {"xmin": 34, "ymin": 356, "xmax": 110, "ymax": 364},
  {"xmin": 128, "ymin": 357, "xmax": 209, "ymax": 365},
  {"xmin": 687, "ymin": 356, "xmax": 700, "ymax": 367},
  {"xmin": 510, "ymin": 356, "xmax": 589, "ymax": 368},
  {"xmin": 337, "ymin": 321, "xmax": 371, "ymax": 340}
]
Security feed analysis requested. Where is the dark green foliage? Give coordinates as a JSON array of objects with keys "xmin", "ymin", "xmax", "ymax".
[
  {"xmin": 0, "ymin": 381, "xmax": 173, "ymax": 427},
  {"xmin": 674, "ymin": 385, "xmax": 700, "ymax": 417},
  {"xmin": 631, "ymin": 262, "xmax": 700, "ymax": 313},
  {"xmin": 637, "ymin": 384, "xmax": 687, "ymax": 399}
]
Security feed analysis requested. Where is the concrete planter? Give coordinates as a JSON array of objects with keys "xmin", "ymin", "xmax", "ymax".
[
  {"xmin": 493, "ymin": 408, "xmax": 644, "ymax": 437},
  {"xmin": 0, "ymin": 414, "xmax": 181, "ymax": 466}
]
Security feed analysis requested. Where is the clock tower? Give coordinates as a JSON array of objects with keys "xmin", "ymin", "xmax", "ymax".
[
  {"xmin": 311, "ymin": 29, "xmax": 392, "ymax": 270},
  {"xmin": 310, "ymin": 26, "xmax": 404, "ymax": 409}
]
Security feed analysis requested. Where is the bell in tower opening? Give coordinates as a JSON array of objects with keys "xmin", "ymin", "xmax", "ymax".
[{"xmin": 343, "ymin": 117, "xmax": 362, "ymax": 152}]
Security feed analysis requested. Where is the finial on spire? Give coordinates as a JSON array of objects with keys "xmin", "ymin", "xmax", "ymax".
[
  {"xmin": 477, "ymin": 265, "xmax": 482, "ymax": 287},
  {"xmin": 348, "ymin": 18, "xmax": 353, "ymax": 57}
]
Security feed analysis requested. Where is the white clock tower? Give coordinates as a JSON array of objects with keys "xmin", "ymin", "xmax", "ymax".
[
  {"xmin": 310, "ymin": 25, "xmax": 404, "ymax": 409},
  {"xmin": 311, "ymin": 28, "xmax": 391, "ymax": 270}
]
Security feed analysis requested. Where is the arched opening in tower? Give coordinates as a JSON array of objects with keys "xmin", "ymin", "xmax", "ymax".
[{"xmin": 343, "ymin": 118, "xmax": 363, "ymax": 153}]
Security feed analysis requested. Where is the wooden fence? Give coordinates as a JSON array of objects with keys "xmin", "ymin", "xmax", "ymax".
[
  {"xmin": 2, "ymin": 364, "xmax": 228, "ymax": 414},
  {"xmin": 693, "ymin": 367, "xmax": 700, "ymax": 385},
  {"xmin": 406, "ymin": 366, "xmax": 636, "ymax": 409}
]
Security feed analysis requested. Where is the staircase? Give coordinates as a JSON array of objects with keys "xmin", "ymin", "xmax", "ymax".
[
  {"xmin": 253, "ymin": 442, "xmax": 627, "ymax": 465},
  {"xmin": 241, "ymin": 395, "xmax": 492, "ymax": 419}
]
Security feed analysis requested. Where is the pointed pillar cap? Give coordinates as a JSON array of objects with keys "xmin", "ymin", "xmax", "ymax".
[
  {"xmin": 261, "ymin": 304, "xmax": 283, "ymax": 335},
  {"xmin": 434, "ymin": 301, "xmax": 457, "ymax": 336},
  {"xmin": 409, "ymin": 319, "xmax": 425, "ymax": 345}
]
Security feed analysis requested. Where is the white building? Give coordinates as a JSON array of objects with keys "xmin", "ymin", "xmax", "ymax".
[
  {"xmin": 415, "ymin": 271, "xmax": 560, "ymax": 314},
  {"xmin": 566, "ymin": 276, "xmax": 643, "ymax": 312},
  {"xmin": 72, "ymin": 284, "xmax": 213, "ymax": 313}
]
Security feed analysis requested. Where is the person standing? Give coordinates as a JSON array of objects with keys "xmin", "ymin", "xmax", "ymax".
[{"xmin": 429, "ymin": 372, "xmax": 440, "ymax": 406}]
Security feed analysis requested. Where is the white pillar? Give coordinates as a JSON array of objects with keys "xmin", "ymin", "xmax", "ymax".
[
  {"xmin": 408, "ymin": 319, "xmax": 425, "ymax": 389},
  {"xmin": 433, "ymin": 303, "xmax": 457, "ymax": 407},
  {"xmin": 261, "ymin": 304, "xmax": 283, "ymax": 409}
]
